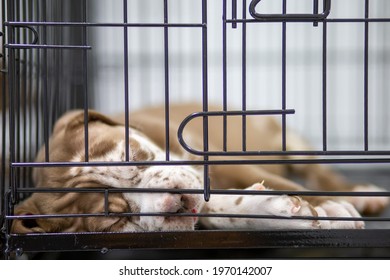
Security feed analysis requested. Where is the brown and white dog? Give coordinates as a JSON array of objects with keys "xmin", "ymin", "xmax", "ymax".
[{"xmin": 11, "ymin": 103, "xmax": 389, "ymax": 233}]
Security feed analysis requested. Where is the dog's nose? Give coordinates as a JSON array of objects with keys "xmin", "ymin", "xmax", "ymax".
[
  {"xmin": 160, "ymin": 194, "xmax": 185, "ymax": 213},
  {"xmin": 160, "ymin": 193, "xmax": 197, "ymax": 214}
]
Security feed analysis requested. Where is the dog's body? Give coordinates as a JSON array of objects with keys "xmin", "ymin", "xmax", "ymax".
[{"xmin": 12, "ymin": 103, "xmax": 388, "ymax": 233}]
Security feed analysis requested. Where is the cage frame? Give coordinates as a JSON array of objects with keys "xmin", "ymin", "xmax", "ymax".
[{"xmin": 1, "ymin": 0, "xmax": 390, "ymax": 259}]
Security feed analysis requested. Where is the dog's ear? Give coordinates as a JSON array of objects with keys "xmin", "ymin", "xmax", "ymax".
[
  {"xmin": 39, "ymin": 110, "xmax": 123, "ymax": 161},
  {"xmin": 53, "ymin": 110, "xmax": 121, "ymax": 135},
  {"xmin": 11, "ymin": 192, "xmax": 132, "ymax": 233},
  {"xmin": 11, "ymin": 194, "xmax": 51, "ymax": 233},
  {"xmin": 66, "ymin": 110, "xmax": 120, "ymax": 132}
]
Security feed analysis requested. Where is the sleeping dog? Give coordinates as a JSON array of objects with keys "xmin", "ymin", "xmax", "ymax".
[{"xmin": 12, "ymin": 103, "xmax": 388, "ymax": 233}]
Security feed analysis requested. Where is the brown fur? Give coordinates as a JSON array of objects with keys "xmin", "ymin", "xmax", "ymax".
[
  {"xmin": 12, "ymin": 111, "xmax": 139, "ymax": 233},
  {"xmin": 11, "ymin": 104, "xmax": 388, "ymax": 233},
  {"xmin": 126, "ymin": 104, "xmax": 351, "ymax": 192},
  {"xmin": 124, "ymin": 103, "xmax": 388, "ymax": 213}
]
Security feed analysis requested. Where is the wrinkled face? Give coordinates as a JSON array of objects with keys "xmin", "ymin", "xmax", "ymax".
[
  {"xmin": 12, "ymin": 111, "xmax": 204, "ymax": 233},
  {"xmin": 31, "ymin": 111, "xmax": 204, "ymax": 232}
]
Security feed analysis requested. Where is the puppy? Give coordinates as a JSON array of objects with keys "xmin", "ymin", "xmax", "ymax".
[{"xmin": 11, "ymin": 104, "xmax": 388, "ymax": 233}]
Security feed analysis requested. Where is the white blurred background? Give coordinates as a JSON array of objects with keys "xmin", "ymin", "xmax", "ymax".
[{"xmin": 88, "ymin": 0, "xmax": 389, "ymax": 151}]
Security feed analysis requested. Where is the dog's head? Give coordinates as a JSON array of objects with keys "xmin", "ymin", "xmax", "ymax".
[{"xmin": 12, "ymin": 110, "xmax": 204, "ymax": 233}]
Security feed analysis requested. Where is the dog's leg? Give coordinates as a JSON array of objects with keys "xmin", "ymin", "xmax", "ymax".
[
  {"xmin": 210, "ymin": 163, "xmax": 306, "ymax": 191},
  {"xmin": 208, "ymin": 154, "xmax": 387, "ymax": 218},
  {"xmin": 290, "ymin": 163, "xmax": 389, "ymax": 215},
  {"xmin": 210, "ymin": 160, "xmax": 340, "ymax": 207},
  {"xmin": 284, "ymin": 131, "xmax": 389, "ymax": 215},
  {"xmin": 200, "ymin": 182, "xmax": 364, "ymax": 230}
]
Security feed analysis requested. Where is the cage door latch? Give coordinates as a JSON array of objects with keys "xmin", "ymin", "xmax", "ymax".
[{"xmin": 249, "ymin": 0, "xmax": 331, "ymax": 22}]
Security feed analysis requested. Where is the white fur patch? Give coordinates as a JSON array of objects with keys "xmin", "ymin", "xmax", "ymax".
[
  {"xmin": 315, "ymin": 201, "xmax": 364, "ymax": 229},
  {"xmin": 69, "ymin": 133, "xmax": 204, "ymax": 231},
  {"xmin": 200, "ymin": 183, "xmax": 365, "ymax": 230}
]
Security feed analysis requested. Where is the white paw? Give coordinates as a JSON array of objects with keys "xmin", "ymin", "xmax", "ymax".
[
  {"xmin": 201, "ymin": 182, "xmax": 367, "ymax": 230},
  {"xmin": 259, "ymin": 194, "xmax": 322, "ymax": 229},
  {"xmin": 200, "ymin": 183, "xmax": 322, "ymax": 230},
  {"xmin": 315, "ymin": 200, "xmax": 365, "ymax": 229},
  {"xmin": 347, "ymin": 185, "xmax": 389, "ymax": 215}
]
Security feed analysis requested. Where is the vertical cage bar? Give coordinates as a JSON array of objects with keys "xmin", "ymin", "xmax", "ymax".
[
  {"xmin": 322, "ymin": 9, "xmax": 328, "ymax": 151},
  {"xmin": 363, "ymin": 0, "xmax": 369, "ymax": 151},
  {"xmin": 15, "ymin": 0, "xmax": 21, "ymax": 190},
  {"xmin": 232, "ymin": 0, "xmax": 237, "ymax": 28},
  {"xmin": 313, "ymin": 0, "xmax": 319, "ymax": 27},
  {"xmin": 1, "ymin": 0, "xmax": 7, "ymax": 214},
  {"xmin": 3, "ymin": 190, "xmax": 11, "ymax": 259},
  {"xmin": 52, "ymin": 2, "xmax": 60, "ymax": 121},
  {"xmin": 123, "ymin": 0, "xmax": 130, "ymax": 161},
  {"xmin": 222, "ymin": 0, "xmax": 227, "ymax": 152},
  {"xmin": 164, "ymin": 0, "xmax": 171, "ymax": 161},
  {"xmin": 21, "ymin": 0, "xmax": 27, "ymax": 188},
  {"xmin": 27, "ymin": 0, "xmax": 34, "ymax": 186},
  {"xmin": 281, "ymin": 0, "xmax": 287, "ymax": 151},
  {"xmin": 55, "ymin": 2, "xmax": 62, "ymax": 120},
  {"xmin": 7, "ymin": 0, "xmax": 16, "ymax": 203},
  {"xmin": 104, "ymin": 189, "xmax": 109, "ymax": 216},
  {"xmin": 202, "ymin": 0, "xmax": 210, "ymax": 201},
  {"xmin": 82, "ymin": 0, "xmax": 89, "ymax": 162},
  {"xmin": 35, "ymin": 1, "xmax": 41, "ymax": 157},
  {"xmin": 241, "ymin": 0, "xmax": 247, "ymax": 151},
  {"xmin": 42, "ymin": 0, "xmax": 49, "ymax": 162}
]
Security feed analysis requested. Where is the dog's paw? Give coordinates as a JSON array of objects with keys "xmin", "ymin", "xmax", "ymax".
[
  {"xmin": 261, "ymin": 194, "xmax": 322, "ymax": 229},
  {"xmin": 200, "ymin": 182, "xmax": 322, "ymax": 230},
  {"xmin": 247, "ymin": 188, "xmax": 363, "ymax": 229},
  {"xmin": 346, "ymin": 185, "xmax": 389, "ymax": 215},
  {"xmin": 270, "ymin": 196, "xmax": 365, "ymax": 230},
  {"xmin": 200, "ymin": 182, "xmax": 366, "ymax": 230},
  {"xmin": 315, "ymin": 200, "xmax": 365, "ymax": 229}
]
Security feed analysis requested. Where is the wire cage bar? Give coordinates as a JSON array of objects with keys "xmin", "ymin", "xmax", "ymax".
[{"xmin": 1, "ymin": 0, "xmax": 390, "ymax": 259}]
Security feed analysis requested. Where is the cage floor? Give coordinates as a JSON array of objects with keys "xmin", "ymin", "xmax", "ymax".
[{"xmin": 7, "ymin": 167, "xmax": 389, "ymax": 259}]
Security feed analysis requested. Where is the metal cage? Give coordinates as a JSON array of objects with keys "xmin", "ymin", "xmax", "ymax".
[{"xmin": 1, "ymin": 0, "xmax": 390, "ymax": 259}]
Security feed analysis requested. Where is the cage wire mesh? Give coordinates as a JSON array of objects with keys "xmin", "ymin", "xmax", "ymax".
[{"xmin": 1, "ymin": 0, "xmax": 390, "ymax": 258}]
